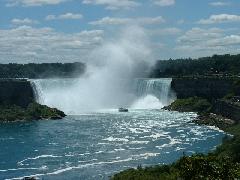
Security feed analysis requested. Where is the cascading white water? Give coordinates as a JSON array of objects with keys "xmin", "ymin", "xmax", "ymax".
[
  {"xmin": 30, "ymin": 80, "xmax": 45, "ymax": 104},
  {"xmin": 131, "ymin": 78, "xmax": 176, "ymax": 109},
  {"xmin": 131, "ymin": 95, "xmax": 164, "ymax": 109},
  {"xmin": 30, "ymin": 78, "xmax": 176, "ymax": 112},
  {"xmin": 31, "ymin": 78, "xmax": 93, "ymax": 114},
  {"xmin": 29, "ymin": 26, "xmax": 176, "ymax": 113}
]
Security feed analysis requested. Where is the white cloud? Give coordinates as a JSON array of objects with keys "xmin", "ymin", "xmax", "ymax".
[
  {"xmin": 177, "ymin": 27, "xmax": 223, "ymax": 44},
  {"xmin": 153, "ymin": 0, "xmax": 175, "ymax": 6},
  {"xmin": 89, "ymin": 17, "xmax": 131, "ymax": 25},
  {"xmin": 82, "ymin": 0, "xmax": 140, "ymax": 10},
  {"xmin": 11, "ymin": 18, "xmax": 39, "ymax": 25},
  {"xmin": 139, "ymin": 17, "xmax": 166, "ymax": 24},
  {"xmin": 198, "ymin": 14, "xmax": 240, "ymax": 24},
  {"xmin": 6, "ymin": 0, "xmax": 67, "ymax": 7},
  {"xmin": 0, "ymin": 26, "xmax": 104, "ymax": 63},
  {"xmin": 150, "ymin": 27, "xmax": 181, "ymax": 36},
  {"xmin": 89, "ymin": 16, "xmax": 165, "ymax": 25},
  {"xmin": 46, "ymin": 13, "xmax": 83, "ymax": 20},
  {"xmin": 208, "ymin": 35, "xmax": 240, "ymax": 47},
  {"xmin": 175, "ymin": 27, "xmax": 240, "ymax": 57},
  {"xmin": 209, "ymin": 1, "xmax": 231, "ymax": 6}
]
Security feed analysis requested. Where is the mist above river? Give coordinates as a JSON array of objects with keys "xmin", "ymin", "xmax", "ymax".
[{"xmin": 31, "ymin": 26, "xmax": 171, "ymax": 113}]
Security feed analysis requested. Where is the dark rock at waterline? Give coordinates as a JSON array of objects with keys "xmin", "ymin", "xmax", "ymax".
[
  {"xmin": 192, "ymin": 113, "xmax": 235, "ymax": 130},
  {"xmin": 162, "ymin": 97, "xmax": 238, "ymax": 130},
  {"xmin": 21, "ymin": 177, "xmax": 37, "ymax": 180}
]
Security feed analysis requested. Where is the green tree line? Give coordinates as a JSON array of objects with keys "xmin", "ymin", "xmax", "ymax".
[
  {"xmin": 150, "ymin": 54, "xmax": 240, "ymax": 77},
  {"xmin": 0, "ymin": 62, "xmax": 85, "ymax": 79}
]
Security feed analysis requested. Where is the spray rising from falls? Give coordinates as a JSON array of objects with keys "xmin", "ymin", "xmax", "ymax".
[{"xmin": 30, "ymin": 26, "xmax": 175, "ymax": 114}]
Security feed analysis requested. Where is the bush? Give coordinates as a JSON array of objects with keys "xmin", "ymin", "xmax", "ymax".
[
  {"xmin": 167, "ymin": 97, "xmax": 212, "ymax": 113},
  {"xmin": 0, "ymin": 103, "xmax": 65, "ymax": 122}
]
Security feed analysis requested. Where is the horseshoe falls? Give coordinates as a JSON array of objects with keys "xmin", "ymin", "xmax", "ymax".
[
  {"xmin": 0, "ymin": 78, "xmax": 225, "ymax": 180},
  {"xmin": 30, "ymin": 78, "xmax": 176, "ymax": 114}
]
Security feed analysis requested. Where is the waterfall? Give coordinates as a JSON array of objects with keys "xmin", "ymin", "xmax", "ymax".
[
  {"xmin": 134, "ymin": 78, "xmax": 175, "ymax": 105},
  {"xmin": 30, "ymin": 78, "xmax": 176, "ymax": 113},
  {"xmin": 30, "ymin": 78, "xmax": 82, "ymax": 114},
  {"xmin": 30, "ymin": 80, "xmax": 44, "ymax": 104}
]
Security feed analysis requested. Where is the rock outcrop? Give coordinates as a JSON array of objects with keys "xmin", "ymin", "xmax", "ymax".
[
  {"xmin": 168, "ymin": 77, "xmax": 240, "ymax": 123},
  {"xmin": 171, "ymin": 77, "xmax": 236, "ymax": 101},
  {"xmin": 0, "ymin": 79, "xmax": 34, "ymax": 108},
  {"xmin": 0, "ymin": 79, "xmax": 66, "ymax": 122},
  {"xmin": 213, "ymin": 99, "xmax": 240, "ymax": 122}
]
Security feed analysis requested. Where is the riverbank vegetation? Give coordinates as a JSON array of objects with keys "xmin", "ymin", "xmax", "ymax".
[
  {"xmin": 164, "ymin": 97, "xmax": 212, "ymax": 113},
  {"xmin": 150, "ymin": 54, "xmax": 240, "ymax": 78},
  {"xmin": 0, "ymin": 102, "xmax": 65, "ymax": 122}
]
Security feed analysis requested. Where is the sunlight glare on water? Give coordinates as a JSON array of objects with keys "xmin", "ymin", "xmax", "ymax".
[{"xmin": 0, "ymin": 109, "xmax": 225, "ymax": 180}]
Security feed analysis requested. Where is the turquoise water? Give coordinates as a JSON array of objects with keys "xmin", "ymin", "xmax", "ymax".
[{"xmin": 0, "ymin": 109, "xmax": 225, "ymax": 180}]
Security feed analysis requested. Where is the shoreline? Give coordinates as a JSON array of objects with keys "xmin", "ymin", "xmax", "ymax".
[
  {"xmin": 112, "ymin": 97, "xmax": 240, "ymax": 179},
  {"xmin": 0, "ymin": 103, "xmax": 66, "ymax": 123}
]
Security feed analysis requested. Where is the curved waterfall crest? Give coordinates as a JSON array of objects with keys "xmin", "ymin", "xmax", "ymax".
[
  {"xmin": 132, "ymin": 78, "xmax": 176, "ymax": 109},
  {"xmin": 30, "ymin": 78, "xmax": 176, "ymax": 113}
]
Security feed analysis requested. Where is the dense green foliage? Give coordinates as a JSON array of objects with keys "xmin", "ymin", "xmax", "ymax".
[
  {"xmin": 112, "ymin": 125, "xmax": 240, "ymax": 180},
  {"xmin": 0, "ymin": 103, "xmax": 65, "ymax": 122},
  {"xmin": 0, "ymin": 62, "xmax": 85, "ymax": 78},
  {"xmin": 223, "ymin": 79, "xmax": 240, "ymax": 100},
  {"xmin": 165, "ymin": 97, "xmax": 212, "ymax": 113},
  {"xmin": 113, "ymin": 154, "xmax": 240, "ymax": 180},
  {"xmin": 233, "ymin": 79, "xmax": 240, "ymax": 96},
  {"xmin": 215, "ymin": 125, "xmax": 240, "ymax": 162},
  {"xmin": 150, "ymin": 54, "xmax": 240, "ymax": 77}
]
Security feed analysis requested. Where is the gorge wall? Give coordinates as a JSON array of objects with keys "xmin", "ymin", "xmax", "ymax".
[
  {"xmin": 0, "ymin": 79, "xmax": 34, "ymax": 108},
  {"xmin": 170, "ymin": 77, "xmax": 240, "ymax": 122},
  {"xmin": 213, "ymin": 100, "xmax": 240, "ymax": 122},
  {"xmin": 171, "ymin": 77, "xmax": 236, "ymax": 101}
]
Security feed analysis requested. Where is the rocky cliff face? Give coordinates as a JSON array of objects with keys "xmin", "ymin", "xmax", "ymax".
[
  {"xmin": 213, "ymin": 100, "xmax": 240, "ymax": 122},
  {"xmin": 170, "ymin": 77, "xmax": 240, "ymax": 122},
  {"xmin": 0, "ymin": 79, "xmax": 34, "ymax": 108},
  {"xmin": 171, "ymin": 77, "xmax": 235, "ymax": 101}
]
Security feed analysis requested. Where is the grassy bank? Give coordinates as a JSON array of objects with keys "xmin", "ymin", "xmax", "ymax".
[
  {"xmin": 0, "ymin": 102, "xmax": 66, "ymax": 122},
  {"xmin": 163, "ymin": 97, "xmax": 212, "ymax": 113}
]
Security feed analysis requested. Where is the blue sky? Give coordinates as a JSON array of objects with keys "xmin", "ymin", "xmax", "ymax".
[{"xmin": 0, "ymin": 0, "xmax": 240, "ymax": 63}]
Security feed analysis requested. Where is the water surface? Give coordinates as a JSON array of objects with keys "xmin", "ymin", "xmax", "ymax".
[{"xmin": 0, "ymin": 109, "xmax": 225, "ymax": 180}]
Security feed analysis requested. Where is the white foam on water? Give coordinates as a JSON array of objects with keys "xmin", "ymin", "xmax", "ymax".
[
  {"xmin": 17, "ymin": 155, "xmax": 62, "ymax": 166},
  {"xmin": 129, "ymin": 140, "xmax": 149, "ymax": 144},
  {"xmin": 131, "ymin": 95, "xmax": 164, "ymax": 109},
  {"xmin": 8, "ymin": 157, "xmax": 136, "ymax": 180},
  {"xmin": 207, "ymin": 125, "xmax": 225, "ymax": 133},
  {"xmin": 9, "ymin": 151, "xmax": 165, "ymax": 180},
  {"xmin": 0, "ymin": 167, "xmax": 45, "ymax": 172},
  {"xmin": 103, "ymin": 137, "xmax": 129, "ymax": 142}
]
